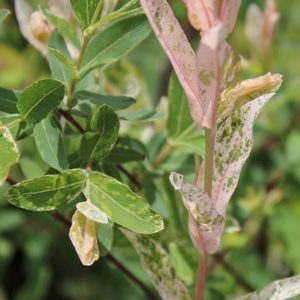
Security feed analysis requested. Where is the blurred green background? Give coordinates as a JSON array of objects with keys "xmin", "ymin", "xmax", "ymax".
[{"xmin": 1, "ymin": 0, "xmax": 300, "ymax": 299}]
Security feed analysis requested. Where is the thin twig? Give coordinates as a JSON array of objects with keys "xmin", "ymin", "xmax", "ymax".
[
  {"xmin": 58, "ymin": 109, "xmax": 85, "ymax": 133},
  {"xmin": 6, "ymin": 177, "xmax": 17, "ymax": 186}
]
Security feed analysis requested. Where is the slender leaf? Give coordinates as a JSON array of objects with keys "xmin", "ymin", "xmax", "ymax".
[
  {"xmin": 174, "ymin": 133, "xmax": 206, "ymax": 157},
  {"xmin": 79, "ymin": 105, "xmax": 119, "ymax": 161},
  {"xmin": 0, "ymin": 122, "xmax": 19, "ymax": 185},
  {"xmin": 41, "ymin": 7, "xmax": 81, "ymax": 50},
  {"xmin": 121, "ymin": 229, "xmax": 192, "ymax": 300},
  {"xmin": 47, "ymin": 31, "xmax": 72, "ymax": 90},
  {"xmin": 0, "ymin": 9, "xmax": 10, "ymax": 25},
  {"xmin": 140, "ymin": 0, "xmax": 203, "ymax": 128},
  {"xmin": 196, "ymin": 24, "xmax": 239, "ymax": 128},
  {"xmin": 5, "ymin": 169, "xmax": 87, "ymax": 211},
  {"xmin": 80, "ymin": 15, "xmax": 152, "ymax": 77},
  {"xmin": 103, "ymin": 147, "xmax": 144, "ymax": 164},
  {"xmin": 74, "ymin": 90, "xmax": 136, "ymax": 110},
  {"xmin": 17, "ymin": 79, "xmax": 65, "ymax": 125},
  {"xmin": 170, "ymin": 172, "xmax": 224, "ymax": 254},
  {"xmin": 235, "ymin": 72, "xmax": 282, "ymax": 110},
  {"xmin": 167, "ymin": 72, "xmax": 193, "ymax": 139},
  {"xmin": 48, "ymin": 47, "xmax": 81, "ymax": 80},
  {"xmin": 0, "ymin": 87, "xmax": 21, "ymax": 113},
  {"xmin": 76, "ymin": 201, "xmax": 109, "ymax": 224},
  {"xmin": 69, "ymin": 209, "xmax": 100, "ymax": 266},
  {"xmin": 70, "ymin": 0, "xmax": 103, "ymax": 30},
  {"xmin": 121, "ymin": 110, "xmax": 166, "ymax": 121},
  {"xmin": 236, "ymin": 274, "xmax": 300, "ymax": 300},
  {"xmin": 98, "ymin": 219, "xmax": 113, "ymax": 256},
  {"xmin": 199, "ymin": 93, "xmax": 275, "ymax": 218},
  {"xmin": 33, "ymin": 117, "xmax": 69, "ymax": 172},
  {"xmin": 89, "ymin": 171, "xmax": 164, "ymax": 234}
]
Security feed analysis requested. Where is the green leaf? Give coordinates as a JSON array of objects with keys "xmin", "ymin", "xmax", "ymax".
[
  {"xmin": 70, "ymin": 0, "xmax": 103, "ymax": 31},
  {"xmin": 174, "ymin": 133, "xmax": 206, "ymax": 156},
  {"xmin": 1, "ymin": 115, "xmax": 24, "ymax": 140},
  {"xmin": 98, "ymin": 219, "xmax": 113, "ymax": 256},
  {"xmin": 48, "ymin": 47, "xmax": 81, "ymax": 80},
  {"xmin": 17, "ymin": 79, "xmax": 65, "ymax": 125},
  {"xmin": 5, "ymin": 169, "xmax": 87, "ymax": 211},
  {"xmin": 41, "ymin": 7, "xmax": 81, "ymax": 50},
  {"xmin": 76, "ymin": 201, "xmax": 109, "ymax": 224},
  {"xmin": 47, "ymin": 31, "xmax": 72, "ymax": 90},
  {"xmin": 89, "ymin": 171, "xmax": 164, "ymax": 234},
  {"xmin": 235, "ymin": 274, "xmax": 300, "ymax": 300},
  {"xmin": 0, "ymin": 87, "xmax": 21, "ymax": 113},
  {"xmin": 33, "ymin": 117, "xmax": 69, "ymax": 172},
  {"xmin": 0, "ymin": 122, "xmax": 19, "ymax": 185},
  {"xmin": 69, "ymin": 209, "xmax": 100, "ymax": 266},
  {"xmin": 80, "ymin": 15, "xmax": 152, "ymax": 77},
  {"xmin": 103, "ymin": 146, "xmax": 144, "ymax": 164},
  {"xmin": 121, "ymin": 229, "xmax": 192, "ymax": 300},
  {"xmin": 167, "ymin": 72, "xmax": 193, "ymax": 139},
  {"xmin": 79, "ymin": 105, "xmax": 119, "ymax": 161},
  {"xmin": 0, "ymin": 9, "xmax": 10, "ymax": 25},
  {"xmin": 73, "ymin": 90, "xmax": 136, "ymax": 110},
  {"xmin": 121, "ymin": 109, "xmax": 167, "ymax": 121}
]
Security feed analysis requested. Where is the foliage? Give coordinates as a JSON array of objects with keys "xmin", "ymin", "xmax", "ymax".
[{"xmin": 1, "ymin": 0, "xmax": 300, "ymax": 299}]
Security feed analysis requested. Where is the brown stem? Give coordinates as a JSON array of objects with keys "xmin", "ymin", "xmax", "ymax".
[
  {"xmin": 58, "ymin": 109, "xmax": 84, "ymax": 133},
  {"xmin": 6, "ymin": 177, "xmax": 17, "ymax": 186},
  {"xmin": 194, "ymin": 252, "xmax": 208, "ymax": 300}
]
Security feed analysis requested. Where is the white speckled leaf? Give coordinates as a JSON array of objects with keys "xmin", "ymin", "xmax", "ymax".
[
  {"xmin": 5, "ymin": 169, "xmax": 87, "ymax": 211},
  {"xmin": 140, "ymin": 0, "xmax": 203, "ymax": 128},
  {"xmin": 212, "ymin": 93, "xmax": 275, "ymax": 216},
  {"xmin": 0, "ymin": 122, "xmax": 19, "ymax": 185},
  {"xmin": 235, "ymin": 274, "xmax": 300, "ymax": 300},
  {"xmin": 76, "ymin": 201, "xmax": 109, "ymax": 224},
  {"xmin": 220, "ymin": 0, "xmax": 242, "ymax": 37},
  {"xmin": 121, "ymin": 228, "xmax": 192, "ymax": 300},
  {"xmin": 170, "ymin": 172, "xmax": 224, "ymax": 254},
  {"xmin": 69, "ymin": 209, "xmax": 100, "ymax": 266},
  {"xmin": 89, "ymin": 171, "xmax": 164, "ymax": 234},
  {"xmin": 182, "ymin": 0, "xmax": 217, "ymax": 32},
  {"xmin": 196, "ymin": 24, "xmax": 240, "ymax": 128}
]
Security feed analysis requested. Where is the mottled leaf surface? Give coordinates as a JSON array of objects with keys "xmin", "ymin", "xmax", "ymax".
[
  {"xmin": 0, "ymin": 9, "xmax": 10, "ymax": 25},
  {"xmin": 170, "ymin": 172, "xmax": 224, "ymax": 254},
  {"xmin": 5, "ymin": 169, "xmax": 87, "ymax": 211},
  {"xmin": 17, "ymin": 79, "xmax": 65, "ymax": 125},
  {"xmin": 140, "ymin": 0, "xmax": 203, "ymax": 128},
  {"xmin": 69, "ymin": 209, "xmax": 100, "ymax": 266},
  {"xmin": 0, "ymin": 122, "xmax": 19, "ymax": 185},
  {"xmin": 81, "ymin": 15, "xmax": 151, "ymax": 77},
  {"xmin": 73, "ymin": 90, "xmax": 136, "ymax": 110},
  {"xmin": 208, "ymin": 93, "xmax": 274, "ymax": 216},
  {"xmin": 76, "ymin": 201, "xmax": 109, "ymax": 224},
  {"xmin": 89, "ymin": 171, "xmax": 164, "ymax": 234},
  {"xmin": 0, "ymin": 87, "xmax": 20, "ymax": 113},
  {"xmin": 235, "ymin": 73, "xmax": 282, "ymax": 110},
  {"xmin": 70, "ymin": 0, "xmax": 102, "ymax": 30},
  {"xmin": 121, "ymin": 229, "xmax": 192, "ymax": 300},
  {"xmin": 47, "ymin": 31, "xmax": 72, "ymax": 90},
  {"xmin": 79, "ymin": 105, "xmax": 119, "ymax": 161},
  {"xmin": 33, "ymin": 117, "xmax": 68, "ymax": 172},
  {"xmin": 167, "ymin": 72, "xmax": 194, "ymax": 139},
  {"xmin": 236, "ymin": 274, "xmax": 300, "ymax": 300}
]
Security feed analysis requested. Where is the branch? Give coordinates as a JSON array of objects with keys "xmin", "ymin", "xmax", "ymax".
[
  {"xmin": 58, "ymin": 109, "xmax": 85, "ymax": 133},
  {"xmin": 117, "ymin": 165, "xmax": 142, "ymax": 191}
]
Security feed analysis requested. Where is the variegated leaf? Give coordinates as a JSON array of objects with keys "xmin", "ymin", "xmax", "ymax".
[
  {"xmin": 121, "ymin": 228, "xmax": 192, "ymax": 300},
  {"xmin": 220, "ymin": 0, "xmax": 242, "ymax": 37},
  {"xmin": 196, "ymin": 23, "xmax": 239, "ymax": 128},
  {"xmin": 210, "ymin": 93, "xmax": 274, "ymax": 216},
  {"xmin": 235, "ymin": 274, "xmax": 300, "ymax": 300},
  {"xmin": 170, "ymin": 172, "xmax": 224, "ymax": 254},
  {"xmin": 235, "ymin": 72, "xmax": 282, "ymax": 110},
  {"xmin": 76, "ymin": 201, "xmax": 109, "ymax": 224},
  {"xmin": 140, "ymin": 0, "xmax": 203, "ymax": 128},
  {"xmin": 69, "ymin": 209, "xmax": 100, "ymax": 266}
]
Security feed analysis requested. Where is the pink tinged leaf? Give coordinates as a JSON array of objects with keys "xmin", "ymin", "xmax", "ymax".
[
  {"xmin": 196, "ymin": 23, "xmax": 230, "ymax": 128},
  {"xmin": 170, "ymin": 172, "xmax": 225, "ymax": 254},
  {"xmin": 140, "ymin": 0, "xmax": 203, "ymax": 128},
  {"xmin": 236, "ymin": 274, "xmax": 300, "ymax": 300},
  {"xmin": 220, "ymin": 0, "xmax": 242, "ymax": 37},
  {"xmin": 212, "ymin": 93, "xmax": 275, "ymax": 216},
  {"xmin": 181, "ymin": 0, "xmax": 218, "ymax": 32},
  {"xmin": 69, "ymin": 209, "xmax": 100, "ymax": 266}
]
